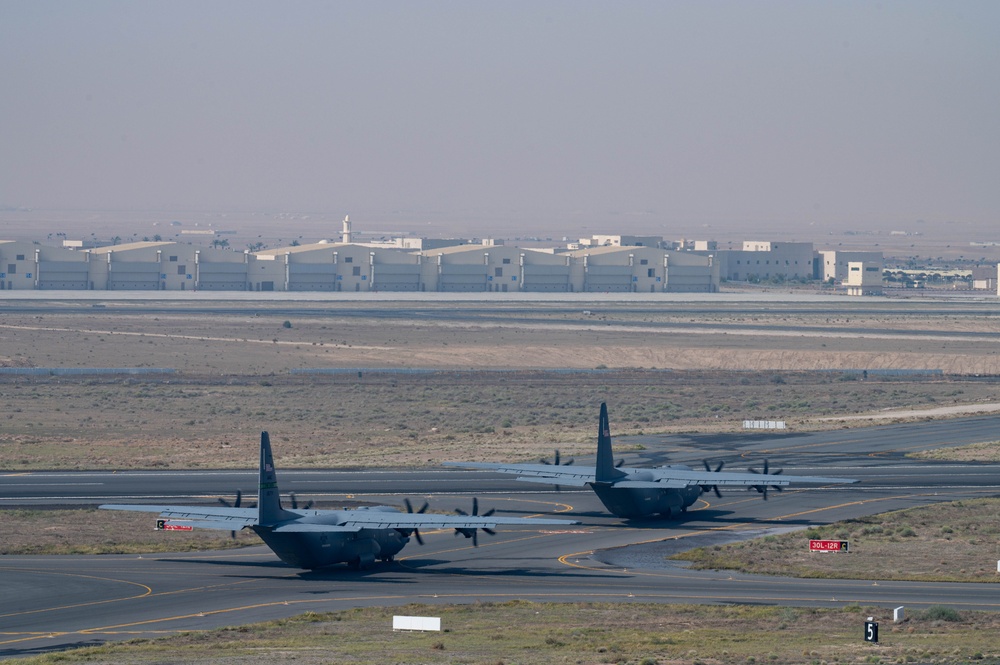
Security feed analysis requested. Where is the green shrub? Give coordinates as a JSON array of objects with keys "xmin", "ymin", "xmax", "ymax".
[{"xmin": 920, "ymin": 606, "xmax": 962, "ymax": 622}]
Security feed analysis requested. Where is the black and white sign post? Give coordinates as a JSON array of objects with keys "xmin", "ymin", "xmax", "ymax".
[{"xmin": 864, "ymin": 617, "xmax": 879, "ymax": 644}]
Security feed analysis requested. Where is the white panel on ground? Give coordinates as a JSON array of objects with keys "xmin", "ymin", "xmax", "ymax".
[
  {"xmin": 742, "ymin": 420, "xmax": 786, "ymax": 429},
  {"xmin": 393, "ymin": 616, "xmax": 441, "ymax": 632},
  {"xmin": 894, "ymin": 606, "xmax": 905, "ymax": 623}
]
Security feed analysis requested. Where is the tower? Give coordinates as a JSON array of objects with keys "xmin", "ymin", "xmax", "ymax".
[{"xmin": 342, "ymin": 215, "xmax": 352, "ymax": 244}]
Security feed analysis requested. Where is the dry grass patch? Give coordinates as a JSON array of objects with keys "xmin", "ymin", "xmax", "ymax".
[
  {"xmin": 0, "ymin": 508, "xmax": 261, "ymax": 555},
  {"xmin": 910, "ymin": 440, "xmax": 1000, "ymax": 462},
  {"xmin": 674, "ymin": 497, "xmax": 1000, "ymax": 583},
  {"xmin": 13, "ymin": 601, "xmax": 1000, "ymax": 664},
  {"xmin": 3, "ymin": 371, "xmax": 997, "ymax": 469}
]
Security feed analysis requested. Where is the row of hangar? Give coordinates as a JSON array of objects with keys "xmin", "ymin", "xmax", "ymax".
[{"xmin": 0, "ymin": 240, "xmax": 718, "ymax": 292}]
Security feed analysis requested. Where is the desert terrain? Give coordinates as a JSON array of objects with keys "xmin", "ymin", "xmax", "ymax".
[
  {"xmin": 3, "ymin": 296, "xmax": 1000, "ymax": 665},
  {"xmin": 1, "ymin": 297, "xmax": 998, "ymax": 470}
]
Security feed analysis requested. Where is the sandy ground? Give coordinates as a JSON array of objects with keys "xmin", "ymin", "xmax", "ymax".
[
  {"xmin": 2, "ymin": 298, "xmax": 999, "ymax": 469},
  {"xmin": 813, "ymin": 402, "xmax": 1000, "ymax": 421},
  {"xmin": 1, "ymin": 296, "xmax": 999, "ymax": 374}
]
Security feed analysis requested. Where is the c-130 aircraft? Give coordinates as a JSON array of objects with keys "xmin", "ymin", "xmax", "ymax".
[
  {"xmin": 446, "ymin": 403, "xmax": 858, "ymax": 519},
  {"xmin": 102, "ymin": 432, "xmax": 578, "ymax": 569}
]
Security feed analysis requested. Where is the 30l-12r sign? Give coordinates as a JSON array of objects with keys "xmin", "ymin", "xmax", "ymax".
[{"xmin": 809, "ymin": 539, "xmax": 849, "ymax": 552}]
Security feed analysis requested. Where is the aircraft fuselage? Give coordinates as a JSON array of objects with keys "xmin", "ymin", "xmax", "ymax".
[
  {"xmin": 590, "ymin": 464, "xmax": 703, "ymax": 519},
  {"xmin": 254, "ymin": 526, "xmax": 409, "ymax": 569},
  {"xmin": 253, "ymin": 507, "xmax": 412, "ymax": 569}
]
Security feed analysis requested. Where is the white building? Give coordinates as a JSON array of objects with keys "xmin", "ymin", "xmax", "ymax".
[
  {"xmin": 817, "ymin": 250, "xmax": 884, "ymax": 282},
  {"xmin": 565, "ymin": 246, "xmax": 717, "ymax": 293},
  {"xmin": 1, "ymin": 241, "xmax": 90, "ymax": 290},
  {"xmin": 971, "ymin": 265, "xmax": 998, "ymax": 291},
  {"xmin": 844, "ymin": 261, "xmax": 884, "ymax": 296},
  {"xmin": 714, "ymin": 241, "xmax": 815, "ymax": 281},
  {"xmin": 253, "ymin": 243, "xmax": 423, "ymax": 292},
  {"xmin": 577, "ymin": 234, "xmax": 664, "ymax": 249}
]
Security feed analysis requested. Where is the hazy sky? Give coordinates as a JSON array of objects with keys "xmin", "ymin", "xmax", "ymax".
[{"xmin": 2, "ymin": 2, "xmax": 998, "ymax": 231}]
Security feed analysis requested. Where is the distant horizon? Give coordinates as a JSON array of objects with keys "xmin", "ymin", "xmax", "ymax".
[
  {"xmin": 2, "ymin": 2, "xmax": 997, "ymax": 231},
  {"xmin": 3, "ymin": 207, "xmax": 999, "ymax": 264}
]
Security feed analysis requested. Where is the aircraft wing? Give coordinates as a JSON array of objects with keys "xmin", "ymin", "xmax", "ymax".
[
  {"xmin": 442, "ymin": 462, "xmax": 856, "ymax": 489},
  {"xmin": 443, "ymin": 461, "xmax": 598, "ymax": 484},
  {"xmin": 270, "ymin": 523, "xmax": 362, "ymax": 533},
  {"xmin": 515, "ymin": 476, "xmax": 592, "ymax": 487},
  {"xmin": 609, "ymin": 479, "xmax": 691, "ymax": 489},
  {"xmin": 157, "ymin": 519, "xmax": 256, "ymax": 531},
  {"xmin": 336, "ymin": 513, "xmax": 580, "ymax": 530},
  {"xmin": 641, "ymin": 468, "xmax": 858, "ymax": 488},
  {"xmin": 100, "ymin": 504, "xmax": 259, "ymax": 528}
]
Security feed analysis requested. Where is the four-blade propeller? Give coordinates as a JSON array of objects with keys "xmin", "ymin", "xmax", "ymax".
[
  {"xmin": 541, "ymin": 450, "xmax": 574, "ymax": 466},
  {"xmin": 700, "ymin": 460, "xmax": 725, "ymax": 498},
  {"xmin": 217, "ymin": 490, "xmax": 252, "ymax": 538},
  {"xmin": 748, "ymin": 459, "xmax": 784, "ymax": 500},
  {"xmin": 289, "ymin": 492, "xmax": 314, "ymax": 510},
  {"xmin": 453, "ymin": 497, "xmax": 496, "ymax": 546},
  {"xmin": 403, "ymin": 497, "xmax": 430, "ymax": 545}
]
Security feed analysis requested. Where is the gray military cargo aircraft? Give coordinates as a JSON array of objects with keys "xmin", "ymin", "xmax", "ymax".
[
  {"xmin": 445, "ymin": 403, "xmax": 858, "ymax": 519},
  {"xmin": 101, "ymin": 431, "xmax": 579, "ymax": 569}
]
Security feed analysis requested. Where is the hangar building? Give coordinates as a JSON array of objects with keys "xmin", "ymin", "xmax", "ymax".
[
  {"xmin": 253, "ymin": 243, "xmax": 423, "ymax": 292},
  {"xmin": 0, "ymin": 237, "xmax": 721, "ymax": 293}
]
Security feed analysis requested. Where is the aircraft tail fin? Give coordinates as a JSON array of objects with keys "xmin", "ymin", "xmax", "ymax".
[
  {"xmin": 257, "ymin": 431, "xmax": 296, "ymax": 525},
  {"xmin": 595, "ymin": 402, "xmax": 627, "ymax": 482}
]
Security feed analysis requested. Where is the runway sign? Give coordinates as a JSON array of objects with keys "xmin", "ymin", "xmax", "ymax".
[
  {"xmin": 809, "ymin": 539, "xmax": 849, "ymax": 552},
  {"xmin": 156, "ymin": 519, "xmax": 194, "ymax": 531},
  {"xmin": 865, "ymin": 619, "xmax": 879, "ymax": 643}
]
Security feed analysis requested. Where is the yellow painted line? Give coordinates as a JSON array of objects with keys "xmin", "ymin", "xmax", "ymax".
[
  {"xmin": 9, "ymin": 594, "xmax": 415, "ymax": 640},
  {"xmin": 0, "ymin": 569, "xmax": 152, "ymax": 621}
]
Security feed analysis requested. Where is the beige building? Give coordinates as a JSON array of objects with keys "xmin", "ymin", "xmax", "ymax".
[
  {"xmin": 712, "ymin": 241, "xmax": 815, "ymax": 281},
  {"xmin": 253, "ymin": 242, "xmax": 423, "ymax": 292},
  {"xmin": 87, "ymin": 242, "xmax": 253, "ymax": 291},
  {"xmin": 420, "ymin": 244, "xmax": 554, "ymax": 292},
  {"xmin": 0, "ymin": 237, "xmax": 716, "ymax": 294},
  {"xmin": 565, "ymin": 245, "xmax": 717, "ymax": 293},
  {"xmin": 88, "ymin": 241, "xmax": 180, "ymax": 290},
  {"xmin": 1, "ymin": 240, "xmax": 253, "ymax": 291},
  {"xmin": 414, "ymin": 244, "xmax": 718, "ymax": 293},
  {"xmin": 971, "ymin": 265, "xmax": 998, "ymax": 291},
  {"xmin": 1, "ymin": 240, "xmax": 91, "ymax": 290},
  {"xmin": 844, "ymin": 261, "xmax": 884, "ymax": 296},
  {"xmin": 576, "ymin": 234, "xmax": 664, "ymax": 249},
  {"xmin": 818, "ymin": 250, "xmax": 884, "ymax": 282}
]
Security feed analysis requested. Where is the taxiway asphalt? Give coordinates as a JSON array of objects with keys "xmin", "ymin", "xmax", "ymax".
[{"xmin": 3, "ymin": 415, "xmax": 1000, "ymax": 658}]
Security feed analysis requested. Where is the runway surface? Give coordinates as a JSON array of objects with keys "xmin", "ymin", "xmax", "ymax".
[{"xmin": 3, "ymin": 415, "xmax": 1000, "ymax": 658}]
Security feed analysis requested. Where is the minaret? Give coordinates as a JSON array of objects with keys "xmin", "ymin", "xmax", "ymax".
[{"xmin": 342, "ymin": 215, "xmax": 352, "ymax": 244}]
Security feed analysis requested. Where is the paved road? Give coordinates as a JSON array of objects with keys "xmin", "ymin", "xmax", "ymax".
[
  {"xmin": 3, "ymin": 415, "xmax": 1000, "ymax": 658},
  {"xmin": 3, "ymin": 298, "xmax": 998, "ymax": 345}
]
